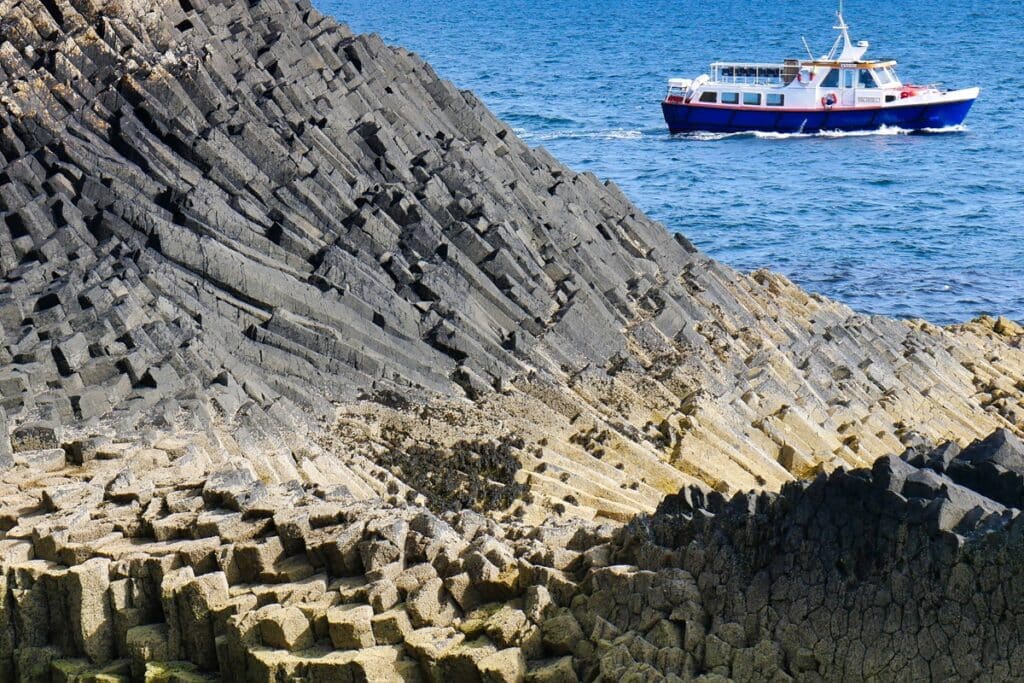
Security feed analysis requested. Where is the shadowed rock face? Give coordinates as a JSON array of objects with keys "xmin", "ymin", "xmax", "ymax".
[
  {"xmin": 595, "ymin": 430, "xmax": 1024, "ymax": 681},
  {"xmin": 2, "ymin": 0, "xmax": 1024, "ymax": 679}
]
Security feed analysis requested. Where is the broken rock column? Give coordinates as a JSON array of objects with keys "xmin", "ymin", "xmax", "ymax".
[{"xmin": 64, "ymin": 558, "xmax": 114, "ymax": 665}]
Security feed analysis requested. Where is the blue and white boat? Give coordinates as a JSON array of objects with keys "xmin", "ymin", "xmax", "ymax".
[{"xmin": 662, "ymin": 9, "xmax": 979, "ymax": 135}]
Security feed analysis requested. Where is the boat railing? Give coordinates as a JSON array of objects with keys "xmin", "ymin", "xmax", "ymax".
[{"xmin": 710, "ymin": 62, "xmax": 791, "ymax": 86}]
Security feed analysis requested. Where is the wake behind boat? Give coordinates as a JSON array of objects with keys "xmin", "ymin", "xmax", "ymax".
[{"xmin": 662, "ymin": 10, "xmax": 979, "ymax": 135}]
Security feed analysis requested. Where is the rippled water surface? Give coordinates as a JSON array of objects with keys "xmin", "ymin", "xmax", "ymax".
[{"xmin": 317, "ymin": 0, "xmax": 1024, "ymax": 324}]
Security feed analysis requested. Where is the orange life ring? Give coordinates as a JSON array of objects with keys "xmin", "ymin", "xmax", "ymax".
[{"xmin": 821, "ymin": 92, "xmax": 838, "ymax": 108}]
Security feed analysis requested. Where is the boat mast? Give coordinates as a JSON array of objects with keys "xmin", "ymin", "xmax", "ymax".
[{"xmin": 826, "ymin": 1, "xmax": 853, "ymax": 60}]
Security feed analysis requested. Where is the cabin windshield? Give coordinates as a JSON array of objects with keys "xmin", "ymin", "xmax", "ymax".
[
  {"xmin": 874, "ymin": 66, "xmax": 899, "ymax": 85},
  {"xmin": 859, "ymin": 69, "xmax": 878, "ymax": 88}
]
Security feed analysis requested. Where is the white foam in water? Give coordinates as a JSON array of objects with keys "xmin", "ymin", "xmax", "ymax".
[
  {"xmin": 673, "ymin": 130, "xmax": 815, "ymax": 141},
  {"xmin": 519, "ymin": 128, "xmax": 644, "ymax": 142},
  {"xmin": 603, "ymin": 129, "xmax": 644, "ymax": 140},
  {"xmin": 676, "ymin": 124, "xmax": 968, "ymax": 142},
  {"xmin": 752, "ymin": 130, "xmax": 813, "ymax": 140},
  {"xmin": 920, "ymin": 124, "xmax": 969, "ymax": 134},
  {"xmin": 520, "ymin": 125, "xmax": 966, "ymax": 144},
  {"xmin": 818, "ymin": 125, "xmax": 911, "ymax": 138}
]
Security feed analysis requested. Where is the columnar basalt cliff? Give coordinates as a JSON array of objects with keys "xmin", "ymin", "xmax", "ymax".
[
  {"xmin": 1, "ymin": 0, "xmax": 1024, "ymax": 679},
  {"xmin": 1, "ymin": 414, "xmax": 1023, "ymax": 680}
]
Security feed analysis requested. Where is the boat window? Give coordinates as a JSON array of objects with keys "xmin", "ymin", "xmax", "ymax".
[
  {"xmin": 766, "ymin": 93, "xmax": 785, "ymax": 106},
  {"xmin": 859, "ymin": 69, "xmax": 878, "ymax": 88},
  {"xmin": 821, "ymin": 69, "xmax": 839, "ymax": 87},
  {"xmin": 699, "ymin": 91, "xmax": 718, "ymax": 103},
  {"xmin": 743, "ymin": 92, "xmax": 761, "ymax": 105},
  {"xmin": 721, "ymin": 92, "xmax": 739, "ymax": 104},
  {"xmin": 844, "ymin": 69, "xmax": 855, "ymax": 88},
  {"xmin": 879, "ymin": 67, "xmax": 899, "ymax": 85}
]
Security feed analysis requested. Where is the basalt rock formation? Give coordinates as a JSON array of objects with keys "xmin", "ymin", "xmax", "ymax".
[
  {"xmin": 2, "ymin": 0, "xmax": 1024, "ymax": 679},
  {"xmin": 0, "ymin": 412, "xmax": 1023, "ymax": 680},
  {"xmin": 3, "ymin": 0, "xmax": 1024, "ymax": 518}
]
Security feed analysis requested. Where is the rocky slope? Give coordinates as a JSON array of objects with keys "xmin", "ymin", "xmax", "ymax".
[
  {"xmin": 2, "ymin": 0, "xmax": 1024, "ymax": 522},
  {"xmin": 2, "ymin": 0, "xmax": 1024, "ymax": 679},
  {"xmin": 1, "ymin": 410, "xmax": 1024, "ymax": 680}
]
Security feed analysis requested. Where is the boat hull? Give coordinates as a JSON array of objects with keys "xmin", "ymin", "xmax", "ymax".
[{"xmin": 662, "ymin": 96, "xmax": 976, "ymax": 134}]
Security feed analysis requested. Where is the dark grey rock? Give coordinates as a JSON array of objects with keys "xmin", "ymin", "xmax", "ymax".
[
  {"xmin": 871, "ymin": 454, "xmax": 916, "ymax": 493},
  {"xmin": 925, "ymin": 441, "xmax": 962, "ymax": 472},
  {"xmin": 105, "ymin": 467, "xmax": 155, "ymax": 504},
  {"xmin": 956, "ymin": 429, "xmax": 1024, "ymax": 472},
  {"xmin": 63, "ymin": 436, "xmax": 113, "ymax": 466},
  {"xmin": 11, "ymin": 421, "xmax": 62, "ymax": 453},
  {"xmin": 53, "ymin": 333, "xmax": 91, "ymax": 376},
  {"xmin": 0, "ymin": 407, "xmax": 12, "ymax": 469},
  {"xmin": 203, "ymin": 466, "xmax": 261, "ymax": 512}
]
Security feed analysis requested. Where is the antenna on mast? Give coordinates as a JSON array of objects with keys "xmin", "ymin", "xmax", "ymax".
[
  {"xmin": 828, "ymin": 0, "xmax": 852, "ymax": 60},
  {"xmin": 835, "ymin": 1, "xmax": 849, "ymax": 32}
]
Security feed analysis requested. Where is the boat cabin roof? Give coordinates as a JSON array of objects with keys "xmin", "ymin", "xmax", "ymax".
[
  {"xmin": 710, "ymin": 60, "xmax": 896, "ymax": 71},
  {"xmin": 802, "ymin": 59, "xmax": 897, "ymax": 69},
  {"xmin": 709, "ymin": 12, "xmax": 899, "ymax": 74},
  {"xmin": 710, "ymin": 62, "xmax": 791, "ymax": 70}
]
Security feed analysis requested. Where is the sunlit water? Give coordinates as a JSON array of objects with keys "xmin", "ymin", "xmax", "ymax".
[{"xmin": 317, "ymin": 0, "xmax": 1024, "ymax": 324}]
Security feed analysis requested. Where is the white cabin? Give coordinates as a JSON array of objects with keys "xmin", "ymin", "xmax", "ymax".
[{"xmin": 665, "ymin": 11, "xmax": 939, "ymax": 111}]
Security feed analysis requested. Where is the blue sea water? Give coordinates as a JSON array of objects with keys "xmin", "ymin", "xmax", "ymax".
[{"xmin": 317, "ymin": 0, "xmax": 1024, "ymax": 324}]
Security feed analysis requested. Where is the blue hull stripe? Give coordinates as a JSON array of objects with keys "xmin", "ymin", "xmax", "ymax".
[{"xmin": 662, "ymin": 98, "xmax": 976, "ymax": 134}]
